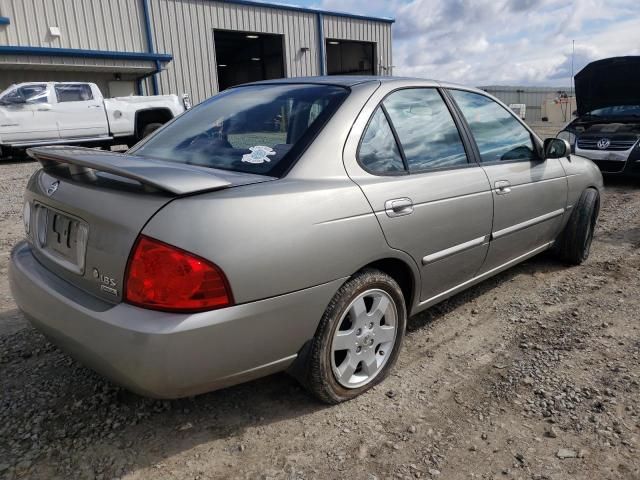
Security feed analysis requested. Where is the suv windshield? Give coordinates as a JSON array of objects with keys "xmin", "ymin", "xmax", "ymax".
[
  {"xmin": 587, "ymin": 105, "xmax": 640, "ymax": 118},
  {"xmin": 131, "ymin": 84, "xmax": 349, "ymax": 176}
]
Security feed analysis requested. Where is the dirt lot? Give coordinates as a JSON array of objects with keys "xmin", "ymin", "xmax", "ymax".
[{"xmin": 0, "ymin": 158, "xmax": 639, "ymax": 480}]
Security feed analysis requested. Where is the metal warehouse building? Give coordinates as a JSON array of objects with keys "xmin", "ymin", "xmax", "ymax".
[{"xmin": 0, "ymin": 0, "xmax": 393, "ymax": 104}]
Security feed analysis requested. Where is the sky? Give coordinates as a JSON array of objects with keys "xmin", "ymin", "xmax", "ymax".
[{"xmin": 289, "ymin": 0, "xmax": 640, "ymax": 87}]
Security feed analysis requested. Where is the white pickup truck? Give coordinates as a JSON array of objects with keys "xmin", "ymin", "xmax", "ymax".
[{"xmin": 0, "ymin": 82, "xmax": 189, "ymax": 157}]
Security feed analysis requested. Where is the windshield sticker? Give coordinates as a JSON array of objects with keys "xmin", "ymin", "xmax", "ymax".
[{"xmin": 242, "ymin": 146, "xmax": 276, "ymax": 164}]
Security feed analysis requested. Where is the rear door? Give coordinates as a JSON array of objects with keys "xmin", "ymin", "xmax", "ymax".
[
  {"xmin": 52, "ymin": 83, "xmax": 109, "ymax": 139},
  {"xmin": 447, "ymin": 89, "xmax": 568, "ymax": 272},
  {"xmin": 344, "ymin": 86, "xmax": 494, "ymax": 303}
]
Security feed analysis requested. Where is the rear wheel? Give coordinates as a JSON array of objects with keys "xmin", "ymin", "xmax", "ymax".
[
  {"xmin": 140, "ymin": 122, "xmax": 163, "ymax": 139},
  {"xmin": 555, "ymin": 188, "xmax": 600, "ymax": 265},
  {"xmin": 302, "ymin": 269, "xmax": 406, "ymax": 404}
]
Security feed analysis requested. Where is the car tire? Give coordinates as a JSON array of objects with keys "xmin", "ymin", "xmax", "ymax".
[
  {"xmin": 302, "ymin": 269, "xmax": 407, "ymax": 404},
  {"xmin": 140, "ymin": 122, "xmax": 163, "ymax": 138},
  {"xmin": 555, "ymin": 188, "xmax": 600, "ymax": 265}
]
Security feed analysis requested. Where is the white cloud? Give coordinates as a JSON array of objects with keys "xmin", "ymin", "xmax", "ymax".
[{"xmin": 320, "ymin": 0, "xmax": 640, "ymax": 86}]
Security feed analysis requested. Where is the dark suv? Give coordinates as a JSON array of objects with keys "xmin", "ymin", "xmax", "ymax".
[{"xmin": 557, "ymin": 56, "xmax": 640, "ymax": 176}]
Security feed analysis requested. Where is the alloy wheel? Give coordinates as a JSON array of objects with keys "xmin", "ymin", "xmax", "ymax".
[{"xmin": 330, "ymin": 288, "xmax": 398, "ymax": 389}]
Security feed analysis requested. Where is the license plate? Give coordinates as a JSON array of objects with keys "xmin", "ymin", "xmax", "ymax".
[{"xmin": 35, "ymin": 204, "xmax": 89, "ymax": 274}]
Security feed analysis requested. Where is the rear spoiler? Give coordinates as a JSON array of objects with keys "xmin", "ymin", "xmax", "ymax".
[{"xmin": 27, "ymin": 146, "xmax": 274, "ymax": 195}]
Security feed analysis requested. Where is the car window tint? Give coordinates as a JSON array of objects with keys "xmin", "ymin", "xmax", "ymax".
[
  {"xmin": 131, "ymin": 84, "xmax": 348, "ymax": 176},
  {"xmin": 55, "ymin": 84, "xmax": 94, "ymax": 102},
  {"xmin": 383, "ymin": 88, "xmax": 468, "ymax": 171},
  {"xmin": 449, "ymin": 90, "xmax": 536, "ymax": 163},
  {"xmin": 0, "ymin": 84, "xmax": 48, "ymax": 104},
  {"xmin": 358, "ymin": 107, "xmax": 405, "ymax": 174}
]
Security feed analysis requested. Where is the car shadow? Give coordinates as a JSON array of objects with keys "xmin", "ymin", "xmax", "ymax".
[
  {"xmin": 603, "ymin": 175, "xmax": 639, "ymax": 189},
  {"xmin": 0, "ymin": 251, "xmax": 567, "ymax": 478},
  {"xmin": 0, "ymin": 153, "xmax": 33, "ymax": 164},
  {"xmin": 407, "ymin": 251, "xmax": 564, "ymax": 333}
]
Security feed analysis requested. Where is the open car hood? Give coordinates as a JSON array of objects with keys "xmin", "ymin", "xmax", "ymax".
[{"xmin": 575, "ymin": 56, "xmax": 640, "ymax": 116}]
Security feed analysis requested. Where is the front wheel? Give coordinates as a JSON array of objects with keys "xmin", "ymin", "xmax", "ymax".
[
  {"xmin": 302, "ymin": 269, "xmax": 406, "ymax": 404},
  {"xmin": 555, "ymin": 188, "xmax": 600, "ymax": 265}
]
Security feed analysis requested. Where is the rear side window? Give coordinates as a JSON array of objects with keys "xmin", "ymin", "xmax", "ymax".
[
  {"xmin": 55, "ymin": 84, "xmax": 94, "ymax": 102},
  {"xmin": 358, "ymin": 107, "xmax": 405, "ymax": 174},
  {"xmin": 449, "ymin": 90, "xmax": 536, "ymax": 163},
  {"xmin": 131, "ymin": 84, "xmax": 348, "ymax": 176},
  {"xmin": 383, "ymin": 88, "xmax": 468, "ymax": 172}
]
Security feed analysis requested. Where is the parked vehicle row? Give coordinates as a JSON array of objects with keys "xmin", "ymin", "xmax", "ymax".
[
  {"xmin": 0, "ymin": 82, "xmax": 189, "ymax": 158},
  {"xmin": 9, "ymin": 77, "xmax": 603, "ymax": 403}
]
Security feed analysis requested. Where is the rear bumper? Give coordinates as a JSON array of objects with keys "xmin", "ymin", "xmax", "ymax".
[{"xmin": 9, "ymin": 241, "xmax": 343, "ymax": 398}]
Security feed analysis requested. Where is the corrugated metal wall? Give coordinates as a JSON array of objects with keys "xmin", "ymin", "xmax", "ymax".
[
  {"xmin": 1, "ymin": 0, "xmax": 393, "ymax": 104},
  {"xmin": 0, "ymin": 0, "xmax": 147, "ymax": 51},
  {"xmin": 323, "ymin": 16, "xmax": 393, "ymax": 75},
  {"xmin": 148, "ymin": 0, "xmax": 322, "ymax": 103},
  {"xmin": 147, "ymin": 1, "xmax": 392, "ymax": 103},
  {"xmin": 480, "ymin": 86, "xmax": 575, "ymax": 123},
  {"xmin": 0, "ymin": 0, "xmax": 151, "ymax": 88}
]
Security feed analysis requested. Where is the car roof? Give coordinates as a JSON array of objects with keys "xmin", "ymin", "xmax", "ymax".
[
  {"xmin": 13, "ymin": 81, "xmax": 92, "ymax": 86},
  {"xmin": 237, "ymin": 76, "xmax": 485, "ymax": 94},
  {"xmin": 240, "ymin": 76, "xmax": 429, "ymax": 87}
]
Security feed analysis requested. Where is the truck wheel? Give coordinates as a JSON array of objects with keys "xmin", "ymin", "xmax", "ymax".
[
  {"xmin": 302, "ymin": 269, "xmax": 406, "ymax": 404},
  {"xmin": 555, "ymin": 188, "xmax": 600, "ymax": 265},
  {"xmin": 141, "ymin": 122, "xmax": 163, "ymax": 138}
]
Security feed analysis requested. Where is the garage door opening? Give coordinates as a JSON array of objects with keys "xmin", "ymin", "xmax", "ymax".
[
  {"xmin": 326, "ymin": 39, "xmax": 375, "ymax": 76},
  {"xmin": 214, "ymin": 30, "xmax": 285, "ymax": 91}
]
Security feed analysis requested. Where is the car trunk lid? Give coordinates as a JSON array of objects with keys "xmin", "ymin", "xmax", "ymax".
[{"xmin": 24, "ymin": 146, "xmax": 275, "ymax": 303}]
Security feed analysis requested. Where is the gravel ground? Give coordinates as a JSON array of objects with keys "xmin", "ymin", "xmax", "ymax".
[{"xmin": 0, "ymin": 157, "xmax": 639, "ymax": 480}]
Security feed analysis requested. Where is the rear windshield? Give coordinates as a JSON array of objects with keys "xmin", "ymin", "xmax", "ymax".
[{"xmin": 131, "ymin": 84, "xmax": 349, "ymax": 176}]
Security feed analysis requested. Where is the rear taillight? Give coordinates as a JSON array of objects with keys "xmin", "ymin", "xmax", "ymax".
[{"xmin": 124, "ymin": 235, "xmax": 233, "ymax": 312}]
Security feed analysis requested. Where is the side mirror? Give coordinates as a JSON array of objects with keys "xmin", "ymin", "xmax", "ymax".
[{"xmin": 543, "ymin": 138, "xmax": 570, "ymax": 159}]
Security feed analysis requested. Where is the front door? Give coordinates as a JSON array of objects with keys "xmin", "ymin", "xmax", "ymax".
[
  {"xmin": 345, "ymin": 87, "xmax": 494, "ymax": 303},
  {"xmin": 447, "ymin": 89, "xmax": 568, "ymax": 272},
  {"xmin": 52, "ymin": 83, "xmax": 108, "ymax": 139},
  {"xmin": 0, "ymin": 83, "xmax": 58, "ymax": 143}
]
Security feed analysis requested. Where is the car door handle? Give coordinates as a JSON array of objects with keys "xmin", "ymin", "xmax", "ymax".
[
  {"xmin": 494, "ymin": 180, "xmax": 511, "ymax": 195},
  {"xmin": 88, "ymin": 105, "xmax": 101, "ymax": 108},
  {"xmin": 385, "ymin": 198, "xmax": 414, "ymax": 217}
]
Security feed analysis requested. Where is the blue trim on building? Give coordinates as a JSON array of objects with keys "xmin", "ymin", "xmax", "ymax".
[
  {"xmin": 218, "ymin": 0, "xmax": 394, "ymax": 24},
  {"xmin": 0, "ymin": 45, "xmax": 172, "ymax": 62},
  {"xmin": 141, "ymin": 0, "xmax": 160, "ymax": 95},
  {"xmin": 317, "ymin": 13, "xmax": 327, "ymax": 76},
  {"xmin": 0, "ymin": 16, "xmax": 10, "ymax": 25}
]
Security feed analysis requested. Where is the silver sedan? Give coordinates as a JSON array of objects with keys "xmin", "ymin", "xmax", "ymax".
[{"xmin": 9, "ymin": 77, "xmax": 603, "ymax": 403}]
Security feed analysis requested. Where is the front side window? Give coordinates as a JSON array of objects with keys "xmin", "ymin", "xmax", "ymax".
[
  {"xmin": 131, "ymin": 84, "xmax": 349, "ymax": 176},
  {"xmin": 0, "ymin": 84, "xmax": 48, "ymax": 105},
  {"xmin": 55, "ymin": 84, "xmax": 94, "ymax": 102},
  {"xmin": 449, "ymin": 90, "xmax": 536, "ymax": 163},
  {"xmin": 358, "ymin": 107, "xmax": 405, "ymax": 174},
  {"xmin": 382, "ymin": 88, "xmax": 468, "ymax": 171}
]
